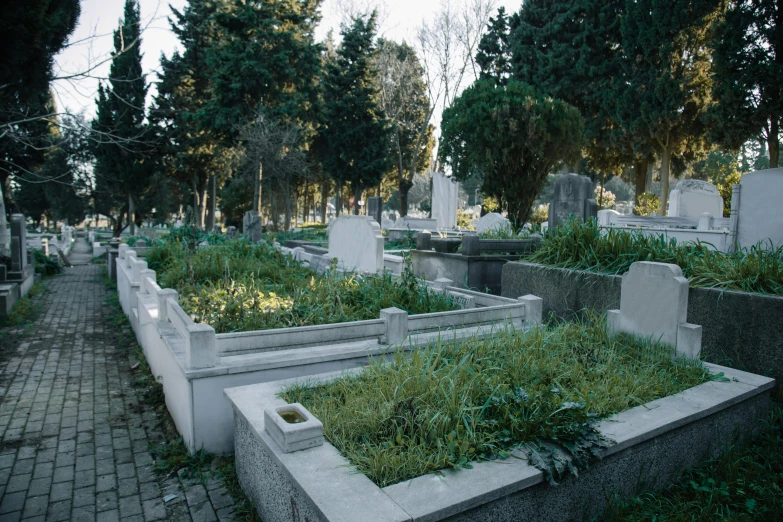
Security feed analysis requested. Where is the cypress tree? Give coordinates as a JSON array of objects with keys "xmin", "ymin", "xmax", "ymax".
[
  {"xmin": 322, "ymin": 13, "xmax": 391, "ymax": 214},
  {"xmin": 614, "ymin": 0, "xmax": 721, "ymax": 215},
  {"xmin": 708, "ymin": 0, "xmax": 782, "ymax": 168},
  {"xmin": 153, "ymin": 0, "xmax": 230, "ymax": 228},
  {"xmin": 92, "ymin": 0, "xmax": 152, "ymax": 235},
  {"xmin": 476, "ymin": 7, "xmax": 514, "ymax": 87},
  {"xmin": 510, "ymin": 0, "xmax": 626, "ymax": 176}
]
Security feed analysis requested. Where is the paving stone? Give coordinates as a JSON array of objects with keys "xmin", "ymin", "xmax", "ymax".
[{"xmin": 0, "ymin": 262, "xmax": 244, "ymax": 522}]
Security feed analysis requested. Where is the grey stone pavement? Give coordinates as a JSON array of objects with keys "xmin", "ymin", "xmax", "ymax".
[{"xmin": 0, "ymin": 239, "xmax": 240, "ymax": 521}]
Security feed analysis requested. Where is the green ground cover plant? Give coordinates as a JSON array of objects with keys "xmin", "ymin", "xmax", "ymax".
[
  {"xmin": 478, "ymin": 227, "xmax": 532, "ymax": 240},
  {"xmin": 601, "ymin": 401, "xmax": 783, "ymax": 521},
  {"xmin": 282, "ymin": 316, "xmax": 713, "ymax": 488},
  {"xmin": 147, "ymin": 227, "xmax": 457, "ymax": 333},
  {"xmin": 263, "ymin": 224, "xmax": 328, "ymax": 245},
  {"xmin": 530, "ymin": 219, "xmax": 783, "ymax": 295},
  {"xmin": 33, "ymin": 249, "xmax": 62, "ymax": 276}
]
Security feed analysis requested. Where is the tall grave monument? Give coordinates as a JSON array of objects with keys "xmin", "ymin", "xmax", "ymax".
[
  {"xmin": 548, "ymin": 173, "xmax": 597, "ymax": 230},
  {"xmin": 432, "ymin": 172, "xmax": 459, "ymax": 229}
]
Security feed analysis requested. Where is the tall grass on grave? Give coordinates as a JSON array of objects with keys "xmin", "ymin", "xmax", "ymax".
[
  {"xmin": 529, "ymin": 219, "xmax": 783, "ymax": 295},
  {"xmin": 282, "ymin": 314, "xmax": 714, "ymax": 488},
  {"xmin": 147, "ymin": 233, "xmax": 457, "ymax": 333}
]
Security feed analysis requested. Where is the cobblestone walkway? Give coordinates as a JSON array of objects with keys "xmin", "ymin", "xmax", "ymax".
[{"xmin": 0, "ymin": 262, "xmax": 238, "ymax": 521}]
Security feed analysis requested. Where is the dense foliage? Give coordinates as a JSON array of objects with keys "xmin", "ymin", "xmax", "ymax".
[
  {"xmin": 283, "ymin": 316, "xmax": 711, "ymax": 487},
  {"xmin": 146, "ymin": 231, "xmax": 456, "ymax": 333},
  {"xmin": 530, "ymin": 219, "xmax": 783, "ymax": 295},
  {"xmin": 439, "ymin": 79, "xmax": 583, "ymax": 225}
]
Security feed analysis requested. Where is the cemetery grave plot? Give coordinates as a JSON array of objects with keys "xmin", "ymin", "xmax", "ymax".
[
  {"xmin": 279, "ymin": 317, "xmax": 713, "ymax": 488},
  {"xmin": 226, "ymin": 260, "xmax": 776, "ymax": 522},
  {"xmin": 146, "ymin": 232, "xmax": 459, "ymax": 334},
  {"xmin": 115, "ymin": 226, "xmax": 542, "ymax": 454}
]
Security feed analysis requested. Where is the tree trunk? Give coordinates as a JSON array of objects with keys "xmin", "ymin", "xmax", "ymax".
[
  {"xmin": 0, "ymin": 182, "xmax": 8, "ymax": 256},
  {"xmin": 770, "ymin": 118, "xmax": 780, "ymax": 168},
  {"xmin": 633, "ymin": 160, "xmax": 648, "ymax": 203},
  {"xmin": 205, "ymin": 175, "xmax": 217, "ymax": 231},
  {"xmin": 284, "ymin": 180, "xmax": 292, "ymax": 231},
  {"xmin": 128, "ymin": 194, "xmax": 136, "ymax": 235},
  {"xmin": 302, "ymin": 179, "xmax": 309, "ymax": 223},
  {"xmin": 320, "ymin": 179, "xmax": 329, "ymax": 223},
  {"xmin": 335, "ymin": 182, "xmax": 342, "ymax": 217},
  {"xmin": 253, "ymin": 163, "xmax": 262, "ymax": 215},
  {"xmin": 192, "ymin": 180, "xmax": 207, "ymax": 229},
  {"xmin": 658, "ymin": 144, "xmax": 672, "ymax": 216},
  {"xmin": 353, "ymin": 187, "xmax": 363, "ymax": 215}
]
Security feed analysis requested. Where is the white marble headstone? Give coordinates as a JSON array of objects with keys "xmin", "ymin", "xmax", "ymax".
[
  {"xmin": 667, "ymin": 179, "xmax": 723, "ymax": 220},
  {"xmin": 735, "ymin": 168, "xmax": 783, "ymax": 249},
  {"xmin": 475, "ymin": 212, "xmax": 512, "ymax": 234},
  {"xmin": 432, "ymin": 172, "xmax": 459, "ymax": 229},
  {"xmin": 607, "ymin": 262, "xmax": 701, "ymax": 358},
  {"xmin": 328, "ymin": 216, "xmax": 384, "ymax": 273}
]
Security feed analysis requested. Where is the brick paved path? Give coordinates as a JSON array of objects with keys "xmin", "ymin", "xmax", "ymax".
[{"xmin": 0, "ymin": 259, "xmax": 238, "ymax": 521}]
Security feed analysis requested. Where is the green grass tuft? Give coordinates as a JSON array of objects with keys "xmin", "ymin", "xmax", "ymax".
[
  {"xmin": 530, "ymin": 219, "xmax": 783, "ymax": 295},
  {"xmin": 281, "ymin": 315, "xmax": 712, "ymax": 487},
  {"xmin": 147, "ymin": 234, "xmax": 457, "ymax": 333}
]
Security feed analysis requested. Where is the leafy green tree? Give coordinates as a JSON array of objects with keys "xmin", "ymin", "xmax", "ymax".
[
  {"xmin": 613, "ymin": 0, "xmax": 721, "ymax": 216},
  {"xmin": 708, "ymin": 0, "xmax": 782, "ymax": 168},
  {"xmin": 153, "ymin": 0, "xmax": 232, "ymax": 229},
  {"xmin": 439, "ymin": 79, "xmax": 584, "ymax": 225},
  {"xmin": 511, "ymin": 0, "xmax": 626, "ymax": 176},
  {"xmin": 322, "ymin": 13, "xmax": 391, "ymax": 214},
  {"xmin": 375, "ymin": 39, "xmax": 434, "ymax": 216},
  {"xmin": 0, "ymin": 0, "xmax": 81, "ymax": 188},
  {"xmin": 92, "ymin": 0, "xmax": 153, "ymax": 235},
  {"xmin": 476, "ymin": 7, "xmax": 514, "ymax": 87},
  {"xmin": 203, "ymin": 0, "xmax": 323, "ymax": 139}
]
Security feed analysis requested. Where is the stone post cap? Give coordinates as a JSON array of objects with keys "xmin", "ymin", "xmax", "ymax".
[{"xmin": 264, "ymin": 403, "xmax": 324, "ymax": 453}]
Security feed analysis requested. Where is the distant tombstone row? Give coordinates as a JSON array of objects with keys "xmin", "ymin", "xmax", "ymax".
[{"xmin": 548, "ymin": 173, "xmax": 597, "ymax": 230}]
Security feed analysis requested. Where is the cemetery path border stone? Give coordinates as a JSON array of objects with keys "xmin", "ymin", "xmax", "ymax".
[{"xmin": 0, "ymin": 264, "xmax": 240, "ymax": 521}]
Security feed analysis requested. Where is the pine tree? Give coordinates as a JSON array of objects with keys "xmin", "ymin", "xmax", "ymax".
[
  {"xmin": 204, "ymin": 0, "xmax": 323, "ymax": 139},
  {"xmin": 709, "ymin": 0, "xmax": 782, "ymax": 168},
  {"xmin": 322, "ymin": 13, "xmax": 391, "ymax": 214},
  {"xmin": 476, "ymin": 7, "xmax": 513, "ymax": 87},
  {"xmin": 92, "ymin": 0, "xmax": 152, "ymax": 235},
  {"xmin": 152, "ymin": 0, "xmax": 231, "ymax": 229},
  {"xmin": 439, "ymin": 79, "xmax": 584, "ymax": 225},
  {"xmin": 614, "ymin": 0, "xmax": 721, "ymax": 215},
  {"xmin": 510, "ymin": 0, "xmax": 626, "ymax": 176}
]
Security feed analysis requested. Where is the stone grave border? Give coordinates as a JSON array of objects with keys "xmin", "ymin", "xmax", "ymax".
[
  {"xmin": 114, "ymin": 243, "xmax": 543, "ymax": 454},
  {"xmin": 226, "ymin": 362, "xmax": 774, "ymax": 522}
]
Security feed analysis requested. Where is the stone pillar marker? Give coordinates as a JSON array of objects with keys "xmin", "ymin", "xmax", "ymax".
[
  {"xmin": 461, "ymin": 233, "xmax": 480, "ymax": 256},
  {"xmin": 416, "ymin": 231, "xmax": 432, "ymax": 251},
  {"xmin": 380, "ymin": 307, "xmax": 408, "ymax": 344},
  {"xmin": 243, "ymin": 211, "xmax": 262, "ymax": 242},
  {"xmin": 367, "ymin": 197, "xmax": 382, "ymax": 226},
  {"xmin": 548, "ymin": 173, "xmax": 597, "ymax": 230},
  {"xmin": 10, "ymin": 214, "xmax": 27, "ymax": 272},
  {"xmin": 432, "ymin": 172, "xmax": 459, "ymax": 229},
  {"xmin": 607, "ymin": 261, "xmax": 702, "ymax": 358}
]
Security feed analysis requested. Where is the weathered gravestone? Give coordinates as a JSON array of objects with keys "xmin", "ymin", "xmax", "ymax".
[
  {"xmin": 734, "ymin": 168, "xmax": 783, "ymax": 249},
  {"xmin": 548, "ymin": 173, "xmax": 597, "ymax": 230},
  {"xmin": 667, "ymin": 179, "xmax": 723, "ymax": 220},
  {"xmin": 243, "ymin": 211, "xmax": 262, "ymax": 242},
  {"xmin": 327, "ymin": 216, "xmax": 384, "ymax": 273},
  {"xmin": 607, "ymin": 262, "xmax": 702, "ymax": 358},
  {"xmin": 367, "ymin": 197, "xmax": 383, "ymax": 226},
  {"xmin": 432, "ymin": 172, "xmax": 459, "ymax": 229},
  {"xmin": 475, "ymin": 212, "xmax": 512, "ymax": 234},
  {"xmin": 226, "ymin": 226, "xmax": 237, "ymax": 238},
  {"xmin": 10, "ymin": 215, "xmax": 27, "ymax": 273}
]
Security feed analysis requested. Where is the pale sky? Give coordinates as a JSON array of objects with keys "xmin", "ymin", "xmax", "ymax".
[{"xmin": 53, "ymin": 0, "xmax": 522, "ymax": 119}]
